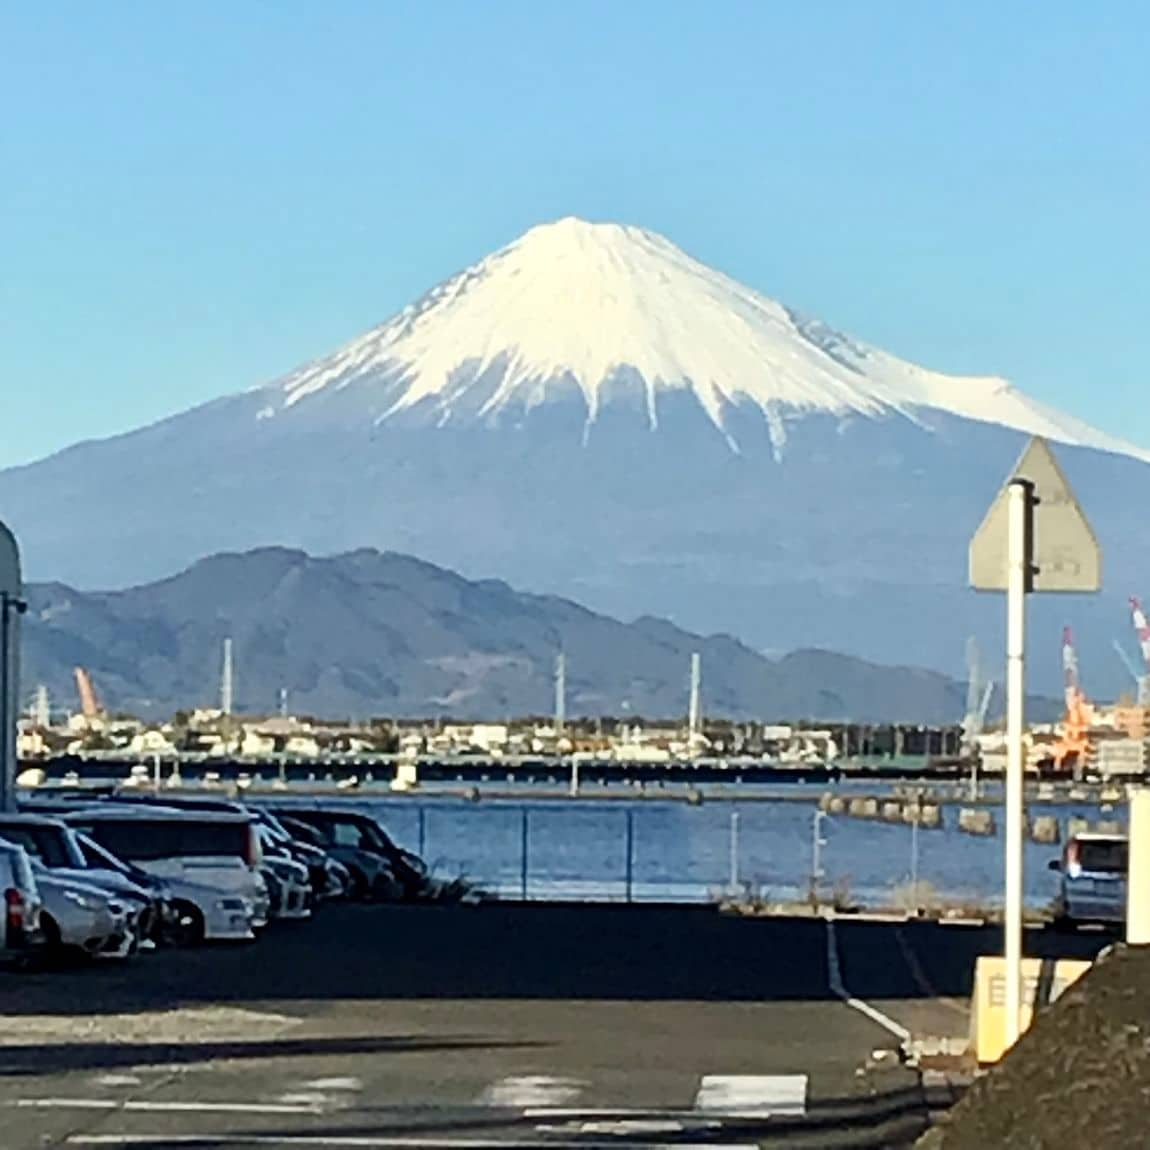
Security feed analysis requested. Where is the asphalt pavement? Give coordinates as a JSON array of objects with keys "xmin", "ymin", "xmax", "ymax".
[{"xmin": 0, "ymin": 904, "xmax": 1113, "ymax": 1149}]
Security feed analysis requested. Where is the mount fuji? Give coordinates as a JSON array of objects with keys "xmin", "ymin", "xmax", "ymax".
[{"xmin": 3, "ymin": 217, "xmax": 1149, "ymax": 691}]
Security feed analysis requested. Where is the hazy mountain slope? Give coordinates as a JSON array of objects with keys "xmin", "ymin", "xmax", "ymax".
[
  {"xmin": 20, "ymin": 547, "xmax": 984, "ymax": 723},
  {"xmin": 3, "ymin": 217, "xmax": 1148, "ymax": 694}
]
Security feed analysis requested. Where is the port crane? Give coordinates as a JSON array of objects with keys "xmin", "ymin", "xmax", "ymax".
[
  {"xmin": 73, "ymin": 667, "xmax": 103, "ymax": 721},
  {"xmin": 1052, "ymin": 627, "xmax": 1093, "ymax": 774},
  {"xmin": 1127, "ymin": 597, "xmax": 1150, "ymax": 705}
]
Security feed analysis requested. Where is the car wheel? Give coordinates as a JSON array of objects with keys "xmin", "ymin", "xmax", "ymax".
[
  {"xmin": 167, "ymin": 901, "xmax": 206, "ymax": 947},
  {"xmin": 346, "ymin": 867, "xmax": 370, "ymax": 901}
]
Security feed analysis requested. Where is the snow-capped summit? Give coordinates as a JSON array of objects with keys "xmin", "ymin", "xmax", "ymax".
[
  {"xmin": 3, "ymin": 215, "xmax": 1150, "ymax": 694},
  {"xmin": 260, "ymin": 215, "xmax": 1146, "ymax": 461}
]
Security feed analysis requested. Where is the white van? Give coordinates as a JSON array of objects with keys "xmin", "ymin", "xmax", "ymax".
[{"xmin": 63, "ymin": 807, "xmax": 268, "ymax": 943}]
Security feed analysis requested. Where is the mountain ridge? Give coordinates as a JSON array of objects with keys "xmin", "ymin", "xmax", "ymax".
[{"xmin": 20, "ymin": 546, "xmax": 998, "ymax": 724}]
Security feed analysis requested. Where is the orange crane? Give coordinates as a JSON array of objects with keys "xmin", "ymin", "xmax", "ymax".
[
  {"xmin": 74, "ymin": 667, "xmax": 102, "ymax": 720},
  {"xmin": 1052, "ymin": 627, "xmax": 1093, "ymax": 774}
]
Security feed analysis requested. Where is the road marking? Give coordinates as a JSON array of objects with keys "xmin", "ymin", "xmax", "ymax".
[
  {"xmin": 13, "ymin": 1097, "xmax": 324, "ymax": 1114},
  {"xmin": 306, "ymin": 1077, "xmax": 364, "ymax": 1091},
  {"xmin": 92, "ymin": 1075, "xmax": 143, "ymax": 1088},
  {"xmin": 824, "ymin": 915, "xmax": 912, "ymax": 1042},
  {"xmin": 67, "ymin": 1136, "xmax": 759, "ymax": 1148},
  {"xmin": 694, "ymin": 1074, "xmax": 807, "ymax": 1117},
  {"xmin": 894, "ymin": 926, "xmax": 969, "ymax": 1020},
  {"xmin": 481, "ymin": 1075, "xmax": 586, "ymax": 1108}
]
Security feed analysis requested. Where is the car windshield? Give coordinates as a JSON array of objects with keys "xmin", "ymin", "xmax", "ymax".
[
  {"xmin": 0, "ymin": 823, "xmax": 81, "ymax": 869},
  {"xmin": 73, "ymin": 819, "xmax": 250, "ymax": 862},
  {"xmin": 73, "ymin": 832, "xmax": 135, "ymax": 876},
  {"xmin": 1077, "ymin": 839, "xmax": 1128, "ymax": 874}
]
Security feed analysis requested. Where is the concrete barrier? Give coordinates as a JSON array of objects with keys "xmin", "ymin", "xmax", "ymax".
[
  {"xmin": 1067, "ymin": 816, "xmax": 1090, "ymax": 839},
  {"xmin": 1029, "ymin": 815, "xmax": 1060, "ymax": 845},
  {"xmin": 958, "ymin": 808, "xmax": 996, "ymax": 836},
  {"xmin": 1093, "ymin": 818, "xmax": 1122, "ymax": 836},
  {"xmin": 881, "ymin": 801, "xmax": 903, "ymax": 822},
  {"xmin": 828, "ymin": 796, "xmax": 847, "ymax": 815},
  {"xmin": 848, "ymin": 796, "xmax": 879, "ymax": 818},
  {"xmin": 920, "ymin": 804, "xmax": 943, "ymax": 829}
]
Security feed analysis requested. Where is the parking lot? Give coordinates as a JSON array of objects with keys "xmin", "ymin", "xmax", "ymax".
[{"xmin": 0, "ymin": 901, "xmax": 1112, "ymax": 1149}]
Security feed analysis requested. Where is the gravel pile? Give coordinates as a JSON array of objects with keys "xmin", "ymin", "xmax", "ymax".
[{"xmin": 919, "ymin": 944, "xmax": 1150, "ymax": 1149}]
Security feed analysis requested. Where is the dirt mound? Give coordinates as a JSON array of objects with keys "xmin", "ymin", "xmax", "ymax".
[{"xmin": 920, "ymin": 944, "xmax": 1150, "ymax": 1149}]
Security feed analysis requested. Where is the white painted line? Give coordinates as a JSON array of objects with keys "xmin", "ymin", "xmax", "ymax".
[
  {"xmin": 13, "ymin": 1097, "xmax": 323, "ymax": 1115},
  {"xmin": 695, "ymin": 1074, "xmax": 807, "ymax": 1117},
  {"xmin": 306, "ymin": 1077, "xmax": 364, "ymax": 1091},
  {"xmin": 67, "ymin": 1135, "xmax": 759, "ymax": 1148},
  {"xmin": 824, "ymin": 915, "xmax": 912, "ymax": 1042},
  {"xmin": 480, "ymin": 1074, "xmax": 585, "ymax": 1108},
  {"xmin": 93, "ymin": 1075, "xmax": 143, "ymax": 1088}
]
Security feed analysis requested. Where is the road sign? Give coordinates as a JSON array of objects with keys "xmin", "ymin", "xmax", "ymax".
[{"xmin": 969, "ymin": 437, "xmax": 1101, "ymax": 593}]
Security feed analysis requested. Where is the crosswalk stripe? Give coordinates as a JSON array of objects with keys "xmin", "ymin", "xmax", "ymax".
[
  {"xmin": 694, "ymin": 1074, "xmax": 808, "ymax": 1117},
  {"xmin": 480, "ymin": 1075, "xmax": 587, "ymax": 1108}
]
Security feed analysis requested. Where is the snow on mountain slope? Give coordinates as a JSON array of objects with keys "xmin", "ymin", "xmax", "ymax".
[{"xmin": 257, "ymin": 216, "xmax": 1148, "ymax": 461}]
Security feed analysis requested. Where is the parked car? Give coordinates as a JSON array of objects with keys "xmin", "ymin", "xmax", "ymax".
[
  {"xmin": 36, "ymin": 871, "xmax": 133, "ymax": 960},
  {"xmin": 258, "ymin": 835, "xmax": 313, "ymax": 920},
  {"xmin": 0, "ymin": 838, "xmax": 44, "ymax": 963},
  {"xmin": 273, "ymin": 808, "xmax": 426, "ymax": 900},
  {"xmin": 250, "ymin": 808, "xmax": 349, "ymax": 901},
  {"xmin": 62, "ymin": 807, "xmax": 268, "ymax": 943},
  {"xmin": 1050, "ymin": 832, "xmax": 1129, "ymax": 928},
  {"xmin": 0, "ymin": 814, "xmax": 163, "ymax": 950},
  {"xmin": 71, "ymin": 831, "xmax": 187, "ymax": 947},
  {"xmin": 76, "ymin": 794, "xmax": 328, "ymax": 918}
]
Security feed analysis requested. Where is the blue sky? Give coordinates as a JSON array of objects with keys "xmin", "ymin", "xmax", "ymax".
[{"xmin": 2, "ymin": 2, "xmax": 1147, "ymax": 467}]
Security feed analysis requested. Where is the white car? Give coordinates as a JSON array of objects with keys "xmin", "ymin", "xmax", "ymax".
[
  {"xmin": 37, "ymin": 872, "xmax": 133, "ymax": 960},
  {"xmin": 63, "ymin": 807, "xmax": 267, "ymax": 944}
]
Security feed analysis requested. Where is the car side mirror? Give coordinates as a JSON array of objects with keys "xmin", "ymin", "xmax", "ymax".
[{"xmin": 1047, "ymin": 859, "xmax": 1062, "ymax": 872}]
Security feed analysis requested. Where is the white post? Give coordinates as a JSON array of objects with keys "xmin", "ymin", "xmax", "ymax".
[
  {"xmin": 1128, "ymin": 787, "xmax": 1150, "ymax": 945},
  {"xmin": 729, "ymin": 810, "xmax": 740, "ymax": 893},
  {"xmin": 1004, "ymin": 479, "xmax": 1030, "ymax": 1050},
  {"xmin": 570, "ymin": 755, "xmax": 580, "ymax": 798}
]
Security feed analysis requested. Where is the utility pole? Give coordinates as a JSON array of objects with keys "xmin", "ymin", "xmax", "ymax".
[{"xmin": 0, "ymin": 521, "xmax": 25, "ymax": 814}]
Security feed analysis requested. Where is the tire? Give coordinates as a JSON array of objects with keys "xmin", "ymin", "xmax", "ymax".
[
  {"xmin": 346, "ymin": 867, "xmax": 370, "ymax": 901},
  {"xmin": 167, "ymin": 901, "xmax": 206, "ymax": 947}
]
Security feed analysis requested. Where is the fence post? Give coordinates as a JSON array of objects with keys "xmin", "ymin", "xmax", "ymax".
[
  {"xmin": 417, "ymin": 806, "xmax": 427, "ymax": 860},
  {"xmin": 625, "ymin": 808, "xmax": 635, "ymax": 903},
  {"xmin": 520, "ymin": 807, "xmax": 530, "ymax": 901},
  {"xmin": 729, "ymin": 810, "xmax": 740, "ymax": 893}
]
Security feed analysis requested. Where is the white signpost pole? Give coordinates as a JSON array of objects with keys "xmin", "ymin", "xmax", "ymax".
[
  {"xmin": 970, "ymin": 437, "xmax": 1100, "ymax": 1054},
  {"xmin": 1004, "ymin": 479, "xmax": 1031, "ymax": 1049}
]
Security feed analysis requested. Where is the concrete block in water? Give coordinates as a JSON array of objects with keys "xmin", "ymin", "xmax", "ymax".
[
  {"xmin": 818, "ymin": 792, "xmax": 835, "ymax": 813},
  {"xmin": 919, "ymin": 804, "xmax": 942, "ymax": 830},
  {"xmin": 882, "ymin": 801, "xmax": 903, "ymax": 822},
  {"xmin": 828, "ymin": 796, "xmax": 847, "ymax": 815},
  {"xmin": 849, "ymin": 797, "xmax": 879, "ymax": 818},
  {"xmin": 958, "ymin": 808, "xmax": 996, "ymax": 836},
  {"xmin": 1094, "ymin": 819, "xmax": 1123, "ymax": 836},
  {"xmin": 1067, "ymin": 817, "xmax": 1090, "ymax": 838},
  {"xmin": 1029, "ymin": 815, "xmax": 1061, "ymax": 845}
]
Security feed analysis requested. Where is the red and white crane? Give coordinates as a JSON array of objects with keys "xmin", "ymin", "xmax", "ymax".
[
  {"xmin": 1062, "ymin": 626, "xmax": 1082, "ymax": 712},
  {"xmin": 1128, "ymin": 597, "xmax": 1150, "ymax": 705}
]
